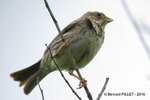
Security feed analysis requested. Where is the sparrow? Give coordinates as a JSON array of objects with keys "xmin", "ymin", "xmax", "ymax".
[{"xmin": 10, "ymin": 11, "xmax": 113, "ymax": 95}]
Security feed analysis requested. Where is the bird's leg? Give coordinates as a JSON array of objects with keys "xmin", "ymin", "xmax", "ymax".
[
  {"xmin": 68, "ymin": 70, "xmax": 87, "ymax": 89},
  {"xmin": 53, "ymin": 38, "xmax": 68, "ymax": 58}
]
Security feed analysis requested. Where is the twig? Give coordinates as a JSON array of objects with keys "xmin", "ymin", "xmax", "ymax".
[
  {"xmin": 121, "ymin": 0, "xmax": 150, "ymax": 59},
  {"xmin": 38, "ymin": 83, "xmax": 45, "ymax": 100},
  {"xmin": 43, "ymin": 0, "xmax": 93, "ymax": 100},
  {"xmin": 140, "ymin": 21, "xmax": 150, "ymax": 36},
  {"xmin": 45, "ymin": 44, "xmax": 81, "ymax": 100},
  {"xmin": 96, "ymin": 78, "xmax": 109, "ymax": 100}
]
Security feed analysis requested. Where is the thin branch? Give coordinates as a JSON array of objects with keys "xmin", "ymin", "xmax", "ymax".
[
  {"xmin": 96, "ymin": 78, "xmax": 109, "ymax": 100},
  {"xmin": 38, "ymin": 83, "xmax": 45, "ymax": 100},
  {"xmin": 140, "ymin": 21, "xmax": 150, "ymax": 36},
  {"xmin": 43, "ymin": 0, "xmax": 61, "ymax": 34},
  {"xmin": 121, "ymin": 0, "xmax": 150, "ymax": 59},
  {"xmin": 45, "ymin": 44, "xmax": 81, "ymax": 100},
  {"xmin": 43, "ymin": 0, "xmax": 93, "ymax": 100}
]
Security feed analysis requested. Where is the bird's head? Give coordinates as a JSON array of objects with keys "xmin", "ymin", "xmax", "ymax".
[{"xmin": 83, "ymin": 11, "xmax": 113, "ymax": 30}]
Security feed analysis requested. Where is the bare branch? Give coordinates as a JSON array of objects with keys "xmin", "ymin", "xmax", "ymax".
[
  {"xmin": 140, "ymin": 21, "xmax": 150, "ymax": 36},
  {"xmin": 38, "ymin": 83, "xmax": 45, "ymax": 100},
  {"xmin": 121, "ymin": 0, "xmax": 150, "ymax": 59},
  {"xmin": 96, "ymin": 78, "xmax": 109, "ymax": 100}
]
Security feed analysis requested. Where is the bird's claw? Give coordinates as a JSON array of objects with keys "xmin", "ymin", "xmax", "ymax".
[{"xmin": 77, "ymin": 79, "xmax": 87, "ymax": 89}]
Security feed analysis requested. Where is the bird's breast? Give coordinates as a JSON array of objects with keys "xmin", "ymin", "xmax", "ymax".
[{"xmin": 67, "ymin": 32, "xmax": 104, "ymax": 69}]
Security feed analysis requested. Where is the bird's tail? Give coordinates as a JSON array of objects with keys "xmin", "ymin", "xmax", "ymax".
[{"xmin": 10, "ymin": 60, "xmax": 44, "ymax": 95}]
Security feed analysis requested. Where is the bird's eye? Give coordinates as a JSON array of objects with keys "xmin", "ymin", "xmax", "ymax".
[{"xmin": 96, "ymin": 13, "xmax": 102, "ymax": 17}]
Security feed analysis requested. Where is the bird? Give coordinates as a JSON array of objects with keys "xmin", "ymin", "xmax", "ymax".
[{"xmin": 10, "ymin": 11, "xmax": 113, "ymax": 95}]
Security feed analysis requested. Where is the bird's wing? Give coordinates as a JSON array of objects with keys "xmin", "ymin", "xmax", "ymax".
[
  {"xmin": 43, "ymin": 20, "xmax": 79, "ymax": 55},
  {"xmin": 44, "ymin": 18, "xmax": 93, "ymax": 57},
  {"xmin": 61, "ymin": 17, "xmax": 95, "ymax": 34}
]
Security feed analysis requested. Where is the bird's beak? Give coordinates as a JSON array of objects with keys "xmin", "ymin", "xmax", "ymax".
[
  {"xmin": 100, "ymin": 16, "xmax": 113, "ymax": 30},
  {"xmin": 104, "ymin": 16, "xmax": 113, "ymax": 23}
]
